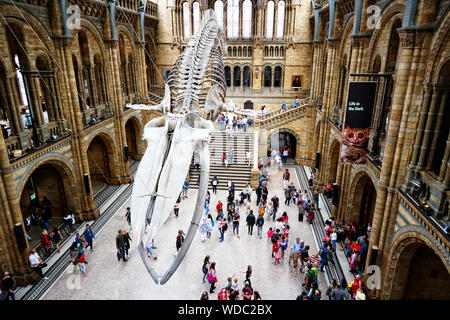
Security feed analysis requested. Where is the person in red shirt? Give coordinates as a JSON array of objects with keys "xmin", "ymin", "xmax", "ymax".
[
  {"xmin": 350, "ymin": 274, "xmax": 363, "ymax": 299},
  {"xmin": 216, "ymin": 200, "xmax": 223, "ymax": 218}
]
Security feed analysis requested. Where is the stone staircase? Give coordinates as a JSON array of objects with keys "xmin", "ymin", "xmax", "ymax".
[{"xmin": 189, "ymin": 129, "xmax": 254, "ymax": 190}]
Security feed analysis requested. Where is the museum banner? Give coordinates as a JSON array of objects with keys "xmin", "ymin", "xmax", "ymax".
[{"xmin": 340, "ymin": 81, "xmax": 377, "ymax": 164}]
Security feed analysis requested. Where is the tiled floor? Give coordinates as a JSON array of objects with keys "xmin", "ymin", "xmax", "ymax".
[{"xmin": 42, "ymin": 166, "xmax": 327, "ymax": 300}]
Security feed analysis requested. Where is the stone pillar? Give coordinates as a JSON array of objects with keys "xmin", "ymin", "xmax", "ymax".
[
  {"xmin": 409, "ymin": 84, "xmax": 432, "ymax": 168},
  {"xmin": 426, "ymin": 90, "xmax": 448, "ymax": 170},
  {"xmin": 416, "ymin": 86, "xmax": 441, "ymax": 169},
  {"xmin": 59, "ymin": 37, "xmax": 98, "ymax": 220},
  {"xmin": 366, "ymin": 29, "xmax": 424, "ymax": 299}
]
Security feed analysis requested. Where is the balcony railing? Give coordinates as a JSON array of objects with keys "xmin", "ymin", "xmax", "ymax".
[{"xmin": 82, "ymin": 105, "xmax": 114, "ymax": 128}]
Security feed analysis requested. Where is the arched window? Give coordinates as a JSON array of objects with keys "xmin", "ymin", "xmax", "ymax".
[
  {"xmin": 274, "ymin": 66, "xmax": 282, "ymax": 87},
  {"xmin": 243, "ymin": 47, "xmax": 248, "ymax": 57},
  {"xmin": 276, "ymin": 0, "xmax": 285, "ymax": 39},
  {"xmin": 275, "ymin": 46, "xmax": 279, "ymax": 57},
  {"xmin": 270, "ymin": 46, "xmax": 274, "ymax": 57},
  {"xmin": 248, "ymin": 47, "xmax": 252, "ymax": 57},
  {"xmin": 214, "ymin": 0, "xmax": 224, "ymax": 30},
  {"xmin": 183, "ymin": 2, "xmax": 191, "ymax": 39},
  {"xmin": 14, "ymin": 54, "xmax": 28, "ymax": 107},
  {"xmin": 266, "ymin": 1, "xmax": 274, "ymax": 39},
  {"xmin": 264, "ymin": 46, "xmax": 268, "ymax": 57},
  {"xmin": 225, "ymin": 66, "xmax": 231, "ymax": 87},
  {"xmin": 242, "ymin": 0, "xmax": 252, "ymax": 39},
  {"xmin": 280, "ymin": 46, "xmax": 284, "ymax": 57},
  {"xmin": 264, "ymin": 66, "xmax": 271, "ymax": 87},
  {"xmin": 243, "ymin": 66, "xmax": 251, "ymax": 87},
  {"xmin": 233, "ymin": 47, "xmax": 237, "ymax": 57},
  {"xmin": 227, "ymin": 0, "xmax": 239, "ymax": 39},
  {"xmin": 233, "ymin": 66, "xmax": 241, "ymax": 87},
  {"xmin": 227, "ymin": 47, "xmax": 232, "ymax": 57},
  {"xmin": 193, "ymin": 2, "xmax": 200, "ymax": 35},
  {"xmin": 238, "ymin": 47, "xmax": 242, "ymax": 57}
]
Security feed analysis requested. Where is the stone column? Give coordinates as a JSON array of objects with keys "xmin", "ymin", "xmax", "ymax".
[
  {"xmin": 366, "ymin": 29, "xmax": 423, "ymax": 299},
  {"xmin": 409, "ymin": 84, "xmax": 432, "ymax": 168},
  {"xmin": 426, "ymin": 90, "xmax": 448, "ymax": 170},
  {"xmin": 438, "ymin": 135, "xmax": 450, "ymax": 185},
  {"xmin": 416, "ymin": 86, "xmax": 441, "ymax": 169}
]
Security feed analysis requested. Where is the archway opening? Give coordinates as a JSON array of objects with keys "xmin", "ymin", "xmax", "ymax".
[
  {"xmin": 87, "ymin": 135, "xmax": 112, "ymax": 191},
  {"xmin": 19, "ymin": 163, "xmax": 72, "ymax": 247},
  {"xmin": 350, "ymin": 173, "xmax": 376, "ymax": 236},
  {"xmin": 328, "ymin": 142, "xmax": 340, "ymax": 184},
  {"xmin": 390, "ymin": 242, "xmax": 450, "ymax": 300},
  {"xmin": 270, "ymin": 130, "xmax": 297, "ymax": 162},
  {"xmin": 125, "ymin": 119, "xmax": 139, "ymax": 161}
]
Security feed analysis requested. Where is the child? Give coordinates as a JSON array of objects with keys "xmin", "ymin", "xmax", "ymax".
[
  {"xmin": 231, "ymin": 277, "xmax": 239, "ymax": 294},
  {"xmin": 174, "ymin": 203, "xmax": 179, "ymax": 218},
  {"xmin": 283, "ymin": 225, "xmax": 290, "ymax": 241},
  {"xmin": 78, "ymin": 253, "xmax": 88, "ymax": 277},
  {"xmin": 226, "ymin": 277, "xmax": 233, "ymax": 292},
  {"xmin": 267, "ymin": 227, "xmax": 274, "ymax": 244}
]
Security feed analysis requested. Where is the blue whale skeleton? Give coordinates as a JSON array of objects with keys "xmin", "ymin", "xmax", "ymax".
[{"xmin": 126, "ymin": 9, "xmax": 227, "ymax": 285}]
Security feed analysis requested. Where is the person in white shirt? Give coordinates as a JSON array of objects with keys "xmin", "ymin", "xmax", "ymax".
[
  {"xmin": 29, "ymin": 249, "xmax": 46, "ymax": 278},
  {"xmin": 246, "ymin": 151, "xmax": 251, "ymax": 166}
]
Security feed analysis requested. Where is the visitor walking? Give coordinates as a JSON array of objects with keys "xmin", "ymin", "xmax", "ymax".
[
  {"xmin": 232, "ymin": 211, "xmax": 240, "ymax": 238},
  {"xmin": 282, "ymin": 169, "xmax": 290, "ymax": 189},
  {"xmin": 176, "ymin": 230, "xmax": 186, "ymax": 252},
  {"xmin": 256, "ymin": 212, "xmax": 264, "ymax": 239},
  {"xmin": 202, "ymin": 255, "xmax": 211, "ymax": 283},
  {"xmin": 51, "ymin": 227, "xmax": 63, "ymax": 253},
  {"xmin": 208, "ymin": 262, "xmax": 218, "ymax": 293},
  {"xmin": 83, "ymin": 224, "xmax": 95, "ymax": 251},
  {"xmin": 123, "ymin": 231, "xmax": 132, "ymax": 259},
  {"xmin": 182, "ymin": 179, "xmax": 190, "ymax": 199},
  {"xmin": 116, "ymin": 230, "xmax": 127, "ymax": 262},
  {"xmin": 246, "ymin": 210, "xmax": 256, "ymax": 235},
  {"xmin": 211, "ymin": 176, "xmax": 219, "ymax": 194},
  {"xmin": 78, "ymin": 252, "xmax": 88, "ymax": 277},
  {"xmin": 2, "ymin": 271, "xmax": 15, "ymax": 300},
  {"xmin": 125, "ymin": 207, "xmax": 132, "ymax": 232}
]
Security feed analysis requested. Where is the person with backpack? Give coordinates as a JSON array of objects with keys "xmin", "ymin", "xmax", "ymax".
[
  {"xmin": 246, "ymin": 210, "xmax": 256, "ymax": 235},
  {"xmin": 211, "ymin": 176, "xmax": 219, "ymax": 194},
  {"xmin": 51, "ymin": 227, "xmax": 63, "ymax": 253},
  {"xmin": 305, "ymin": 263, "xmax": 319, "ymax": 290},
  {"xmin": 208, "ymin": 262, "xmax": 218, "ymax": 293},
  {"xmin": 256, "ymin": 212, "xmax": 264, "ymax": 239},
  {"xmin": 217, "ymin": 287, "xmax": 228, "ymax": 300},
  {"xmin": 202, "ymin": 255, "xmax": 211, "ymax": 283},
  {"xmin": 116, "ymin": 230, "xmax": 127, "ymax": 262}
]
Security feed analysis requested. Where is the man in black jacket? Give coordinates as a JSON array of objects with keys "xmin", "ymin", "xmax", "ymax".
[
  {"xmin": 246, "ymin": 210, "xmax": 256, "ymax": 235},
  {"xmin": 271, "ymin": 194, "xmax": 279, "ymax": 221},
  {"xmin": 256, "ymin": 185, "xmax": 262, "ymax": 206},
  {"xmin": 1, "ymin": 271, "xmax": 15, "ymax": 300}
]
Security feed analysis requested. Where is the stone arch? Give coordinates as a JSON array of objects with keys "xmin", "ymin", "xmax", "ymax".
[
  {"xmin": 17, "ymin": 155, "xmax": 80, "ymax": 219},
  {"xmin": 383, "ymin": 230, "xmax": 450, "ymax": 300},
  {"xmin": 346, "ymin": 168, "xmax": 378, "ymax": 233},
  {"xmin": 0, "ymin": 4, "xmax": 54, "ymax": 53},
  {"xmin": 124, "ymin": 115, "xmax": 144, "ymax": 161},
  {"xmin": 267, "ymin": 127, "xmax": 301, "ymax": 161},
  {"xmin": 366, "ymin": 1, "xmax": 405, "ymax": 69},
  {"xmin": 424, "ymin": 12, "xmax": 450, "ymax": 83},
  {"xmin": 77, "ymin": 18, "xmax": 108, "ymax": 64},
  {"xmin": 85, "ymin": 130, "xmax": 119, "ymax": 185}
]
